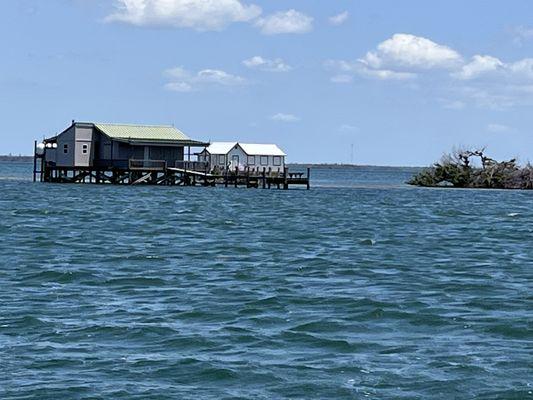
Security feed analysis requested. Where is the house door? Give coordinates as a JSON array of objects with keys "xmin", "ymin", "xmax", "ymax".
[{"xmin": 232, "ymin": 155, "xmax": 239, "ymax": 165}]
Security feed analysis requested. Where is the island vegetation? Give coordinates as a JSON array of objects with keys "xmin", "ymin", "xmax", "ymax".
[{"xmin": 408, "ymin": 148, "xmax": 533, "ymax": 190}]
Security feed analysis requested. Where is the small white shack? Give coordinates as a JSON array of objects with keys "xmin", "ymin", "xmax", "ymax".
[{"xmin": 199, "ymin": 142, "xmax": 286, "ymax": 173}]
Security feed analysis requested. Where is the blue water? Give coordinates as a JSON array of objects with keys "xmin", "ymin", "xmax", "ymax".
[{"xmin": 1, "ymin": 162, "xmax": 531, "ymax": 399}]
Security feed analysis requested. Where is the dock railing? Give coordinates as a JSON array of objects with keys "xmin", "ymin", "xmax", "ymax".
[
  {"xmin": 129, "ymin": 159, "xmax": 167, "ymax": 171},
  {"xmin": 174, "ymin": 161, "xmax": 209, "ymax": 172}
]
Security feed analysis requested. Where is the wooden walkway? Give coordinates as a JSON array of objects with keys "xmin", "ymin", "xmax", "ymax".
[{"xmin": 35, "ymin": 164, "xmax": 310, "ymax": 190}]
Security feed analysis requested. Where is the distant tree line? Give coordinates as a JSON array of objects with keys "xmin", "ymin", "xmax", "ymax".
[
  {"xmin": 0, "ymin": 155, "xmax": 33, "ymax": 162},
  {"xmin": 408, "ymin": 148, "xmax": 533, "ymax": 189}
]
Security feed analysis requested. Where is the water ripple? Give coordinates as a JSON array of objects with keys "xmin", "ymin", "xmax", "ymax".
[{"xmin": 0, "ymin": 164, "xmax": 532, "ymax": 399}]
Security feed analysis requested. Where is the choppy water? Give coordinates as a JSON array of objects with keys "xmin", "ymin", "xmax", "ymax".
[{"xmin": 1, "ymin": 162, "xmax": 531, "ymax": 399}]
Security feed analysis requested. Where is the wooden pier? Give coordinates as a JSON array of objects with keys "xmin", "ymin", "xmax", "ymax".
[{"xmin": 33, "ymin": 151, "xmax": 310, "ymax": 190}]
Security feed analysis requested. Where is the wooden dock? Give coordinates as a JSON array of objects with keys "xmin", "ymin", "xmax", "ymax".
[{"xmin": 33, "ymin": 154, "xmax": 310, "ymax": 190}]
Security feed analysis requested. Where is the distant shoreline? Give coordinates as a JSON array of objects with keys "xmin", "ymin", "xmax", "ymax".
[
  {"xmin": 288, "ymin": 163, "xmax": 423, "ymax": 170},
  {"xmin": 0, "ymin": 156, "xmax": 423, "ymax": 169},
  {"xmin": 0, "ymin": 155, "xmax": 33, "ymax": 162}
]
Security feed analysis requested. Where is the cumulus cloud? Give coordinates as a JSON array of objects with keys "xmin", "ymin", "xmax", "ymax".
[
  {"xmin": 453, "ymin": 55, "xmax": 533, "ymax": 83},
  {"xmin": 164, "ymin": 66, "xmax": 247, "ymax": 92},
  {"xmin": 329, "ymin": 11, "xmax": 349, "ymax": 26},
  {"xmin": 243, "ymin": 56, "xmax": 292, "ymax": 72},
  {"xmin": 325, "ymin": 59, "xmax": 416, "ymax": 81},
  {"xmin": 325, "ymin": 32, "xmax": 533, "ymax": 108},
  {"xmin": 325, "ymin": 34, "xmax": 458, "ymax": 82},
  {"xmin": 105, "ymin": 0, "xmax": 261, "ymax": 31},
  {"xmin": 358, "ymin": 67, "xmax": 417, "ymax": 80},
  {"xmin": 360, "ymin": 33, "xmax": 462, "ymax": 71},
  {"xmin": 270, "ymin": 113, "xmax": 300, "ymax": 122},
  {"xmin": 508, "ymin": 58, "xmax": 533, "ymax": 80},
  {"xmin": 255, "ymin": 9, "xmax": 313, "ymax": 35},
  {"xmin": 453, "ymin": 55, "xmax": 504, "ymax": 80}
]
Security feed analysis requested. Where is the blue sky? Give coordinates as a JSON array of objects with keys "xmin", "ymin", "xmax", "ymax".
[{"xmin": 2, "ymin": 0, "xmax": 533, "ymax": 165}]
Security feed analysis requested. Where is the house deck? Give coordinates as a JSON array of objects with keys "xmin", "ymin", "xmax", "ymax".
[{"xmin": 33, "ymin": 157, "xmax": 310, "ymax": 190}]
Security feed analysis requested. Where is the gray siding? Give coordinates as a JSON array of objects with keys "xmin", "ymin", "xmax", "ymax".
[
  {"xmin": 96, "ymin": 133, "xmax": 112, "ymax": 161},
  {"xmin": 74, "ymin": 126, "xmax": 93, "ymax": 167},
  {"xmin": 44, "ymin": 148, "xmax": 57, "ymax": 164},
  {"xmin": 55, "ymin": 126, "xmax": 75, "ymax": 167},
  {"xmin": 149, "ymin": 146, "xmax": 183, "ymax": 166}
]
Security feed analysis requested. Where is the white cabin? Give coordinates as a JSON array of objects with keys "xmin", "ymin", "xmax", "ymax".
[{"xmin": 199, "ymin": 142, "xmax": 286, "ymax": 173}]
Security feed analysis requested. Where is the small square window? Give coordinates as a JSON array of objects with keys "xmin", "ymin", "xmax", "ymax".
[
  {"xmin": 247, "ymin": 156, "xmax": 255, "ymax": 165},
  {"xmin": 82, "ymin": 144, "xmax": 88, "ymax": 154},
  {"xmin": 260, "ymin": 156, "xmax": 268, "ymax": 166},
  {"xmin": 63, "ymin": 144, "xmax": 68, "ymax": 154},
  {"xmin": 273, "ymin": 156, "xmax": 282, "ymax": 166}
]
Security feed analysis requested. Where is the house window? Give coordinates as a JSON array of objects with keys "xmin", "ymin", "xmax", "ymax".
[
  {"xmin": 260, "ymin": 156, "xmax": 268, "ymax": 166},
  {"xmin": 273, "ymin": 156, "xmax": 282, "ymax": 166},
  {"xmin": 218, "ymin": 155, "xmax": 226, "ymax": 165},
  {"xmin": 247, "ymin": 155, "xmax": 255, "ymax": 165},
  {"xmin": 82, "ymin": 144, "xmax": 88, "ymax": 154},
  {"xmin": 63, "ymin": 144, "xmax": 68, "ymax": 154}
]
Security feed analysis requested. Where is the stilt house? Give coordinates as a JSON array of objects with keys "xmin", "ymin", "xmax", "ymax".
[
  {"xmin": 198, "ymin": 142, "xmax": 286, "ymax": 173},
  {"xmin": 42, "ymin": 121, "xmax": 207, "ymax": 170}
]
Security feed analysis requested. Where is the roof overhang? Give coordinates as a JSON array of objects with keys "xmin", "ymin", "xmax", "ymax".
[{"xmin": 113, "ymin": 138, "xmax": 210, "ymax": 147}]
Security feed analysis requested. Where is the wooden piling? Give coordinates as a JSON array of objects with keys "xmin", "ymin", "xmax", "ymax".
[
  {"xmin": 32, "ymin": 140, "xmax": 37, "ymax": 183},
  {"xmin": 36, "ymin": 161, "xmax": 309, "ymax": 190}
]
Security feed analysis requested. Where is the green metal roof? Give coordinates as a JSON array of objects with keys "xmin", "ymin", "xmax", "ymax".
[{"xmin": 95, "ymin": 123, "xmax": 192, "ymax": 142}]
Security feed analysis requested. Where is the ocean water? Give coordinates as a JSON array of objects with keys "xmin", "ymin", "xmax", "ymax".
[{"xmin": 0, "ymin": 162, "xmax": 531, "ymax": 399}]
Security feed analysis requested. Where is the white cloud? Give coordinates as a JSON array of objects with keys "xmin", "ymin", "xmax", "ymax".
[
  {"xmin": 196, "ymin": 69, "xmax": 247, "ymax": 85},
  {"xmin": 358, "ymin": 66, "xmax": 417, "ymax": 80},
  {"xmin": 452, "ymin": 55, "xmax": 533, "ymax": 83},
  {"xmin": 165, "ymin": 81, "xmax": 194, "ymax": 92},
  {"xmin": 325, "ymin": 32, "xmax": 533, "ymax": 108},
  {"xmin": 508, "ymin": 58, "xmax": 533, "ymax": 80},
  {"xmin": 270, "ymin": 113, "xmax": 300, "ymax": 122},
  {"xmin": 513, "ymin": 26, "xmax": 533, "ymax": 46},
  {"xmin": 331, "ymin": 74, "xmax": 353, "ymax": 83},
  {"xmin": 487, "ymin": 123, "xmax": 510, "ymax": 133},
  {"xmin": 255, "ymin": 9, "xmax": 313, "ymax": 35},
  {"xmin": 453, "ymin": 55, "xmax": 504, "ymax": 80},
  {"xmin": 324, "ymin": 59, "xmax": 358, "ymax": 73},
  {"xmin": 243, "ymin": 56, "xmax": 292, "ymax": 72},
  {"xmin": 440, "ymin": 99, "xmax": 466, "ymax": 110},
  {"xmin": 360, "ymin": 34, "xmax": 462, "ymax": 70},
  {"xmin": 325, "ymin": 59, "xmax": 416, "ymax": 81},
  {"xmin": 106, "ymin": 0, "xmax": 261, "ymax": 31},
  {"xmin": 165, "ymin": 66, "xmax": 247, "ymax": 92},
  {"xmin": 329, "ymin": 11, "xmax": 349, "ymax": 26},
  {"xmin": 455, "ymin": 86, "xmax": 518, "ymax": 110},
  {"xmin": 325, "ymin": 34, "xmax": 459, "ymax": 82}
]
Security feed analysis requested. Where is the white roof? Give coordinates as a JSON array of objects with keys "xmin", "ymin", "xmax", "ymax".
[
  {"xmin": 206, "ymin": 142, "xmax": 286, "ymax": 156},
  {"xmin": 240, "ymin": 143, "xmax": 286, "ymax": 156},
  {"xmin": 205, "ymin": 142, "xmax": 237, "ymax": 155}
]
